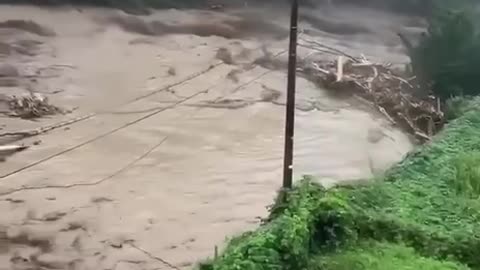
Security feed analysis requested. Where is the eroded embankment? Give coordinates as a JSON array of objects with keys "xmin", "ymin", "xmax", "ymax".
[{"xmin": 199, "ymin": 101, "xmax": 480, "ymax": 270}]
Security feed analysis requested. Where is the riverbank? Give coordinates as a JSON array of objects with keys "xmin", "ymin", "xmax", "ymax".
[{"xmin": 199, "ymin": 99, "xmax": 480, "ymax": 269}]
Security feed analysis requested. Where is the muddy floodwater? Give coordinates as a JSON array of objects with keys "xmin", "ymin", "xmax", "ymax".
[{"xmin": 0, "ymin": 4, "xmax": 417, "ymax": 270}]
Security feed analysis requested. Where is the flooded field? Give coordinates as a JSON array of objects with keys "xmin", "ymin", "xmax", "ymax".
[{"xmin": 0, "ymin": 4, "xmax": 418, "ymax": 269}]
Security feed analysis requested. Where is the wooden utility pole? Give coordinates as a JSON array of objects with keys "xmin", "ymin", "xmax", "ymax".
[{"xmin": 282, "ymin": 0, "xmax": 299, "ymax": 189}]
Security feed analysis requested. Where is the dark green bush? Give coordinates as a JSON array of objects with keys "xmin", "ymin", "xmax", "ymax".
[
  {"xmin": 405, "ymin": 5, "xmax": 480, "ymax": 99},
  {"xmin": 198, "ymin": 180, "xmax": 328, "ymax": 270},
  {"xmin": 451, "ymin": 152, "xmax": 480, "ymax": 198}
]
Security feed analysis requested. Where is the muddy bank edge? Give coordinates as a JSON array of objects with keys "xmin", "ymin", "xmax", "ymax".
[{"xmin": 197, "ymin": 102, "xmax": 480, "ymax": 270}]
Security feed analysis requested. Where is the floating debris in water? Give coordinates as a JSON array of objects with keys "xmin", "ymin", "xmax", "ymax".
[
  {"xmin": 298, "ymin": 38, "xmax": 444, "ymax": 142},
  {"xmin": 6, "ymin": 93, "xmax": 64, "ymax": 119}
]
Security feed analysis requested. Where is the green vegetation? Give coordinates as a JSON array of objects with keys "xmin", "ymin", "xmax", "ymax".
[
  {"xmin": 451, "ymin": 152, "xmax": 480, "ymax": 198},
  {"xmin": 405, "ymin": 5, "xmax": 480, "ymax": 99},
  {"xmin": 308, "ymin": 242, "xmax": 469, "ymax": 270},
  {"xmin": 198, "ymin": 181, "xmax": 327, "ymax": 270},
  {"xmin": 445, "ymin": 96, "xmax": 480, "ymax": 120},
  {"xmin": 199, "ymin": 106, "xmax": 480, "ymax": 270}
]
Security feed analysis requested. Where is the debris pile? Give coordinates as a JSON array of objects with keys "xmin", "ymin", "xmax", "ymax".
[
  {"xmin": 6, "ymin": 93, "xmax": 63, "ymax": 119},
  {"xmin": 299, "ymin": 38, "xmax": 444, "ymax": 142}
]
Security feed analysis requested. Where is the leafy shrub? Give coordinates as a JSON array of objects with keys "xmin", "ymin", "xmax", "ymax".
[
  {"xmin": 405, "ymin": 7, "xmax": 480, "ymax": 99},
  {"xmin": 446, "ymin": 97, "xmax": 472, "ymax": 120},
  {"xmin": 198, "ymin": 180, "xmax": 328, "ymax": 270},
  {"xmin": 451, "ymin": 152, "xmax": 480, "ymax": 198}
]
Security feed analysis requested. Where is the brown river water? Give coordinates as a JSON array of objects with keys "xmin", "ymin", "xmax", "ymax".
[{"xmin": 0, "ymin": 4, "xmax": 418, "ymax": 270}]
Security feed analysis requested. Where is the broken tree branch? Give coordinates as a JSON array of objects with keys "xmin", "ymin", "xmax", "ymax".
[
  {"xmin": 299, "ymin": 37, "xmax": 360, "ymax": 62},
  {"xmin": 336, "ymin": 56, "xmax": 344, "ymax": 82}
]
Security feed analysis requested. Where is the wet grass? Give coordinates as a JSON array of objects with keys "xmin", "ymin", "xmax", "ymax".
[
  {"xmin": 308, "ymin": 241, "xmax": 470, "ymax": 270},
  {"xmin": 451, "ymin": 152, "xmax": 480, "ymax": 198}
]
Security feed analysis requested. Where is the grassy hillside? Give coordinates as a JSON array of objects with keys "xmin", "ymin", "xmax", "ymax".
[{"xmin": 308, "ymin": 241, "xmax": 470, "ymax": 270}]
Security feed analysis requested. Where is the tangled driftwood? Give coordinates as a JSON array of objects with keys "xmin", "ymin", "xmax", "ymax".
[
  {"xmin": 299, "ymin": 38, "xmax": 444, "ymax": 142},
  {"xmin": 6, "ymin": 93, "xmax": 64, "ymax": 119}
]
